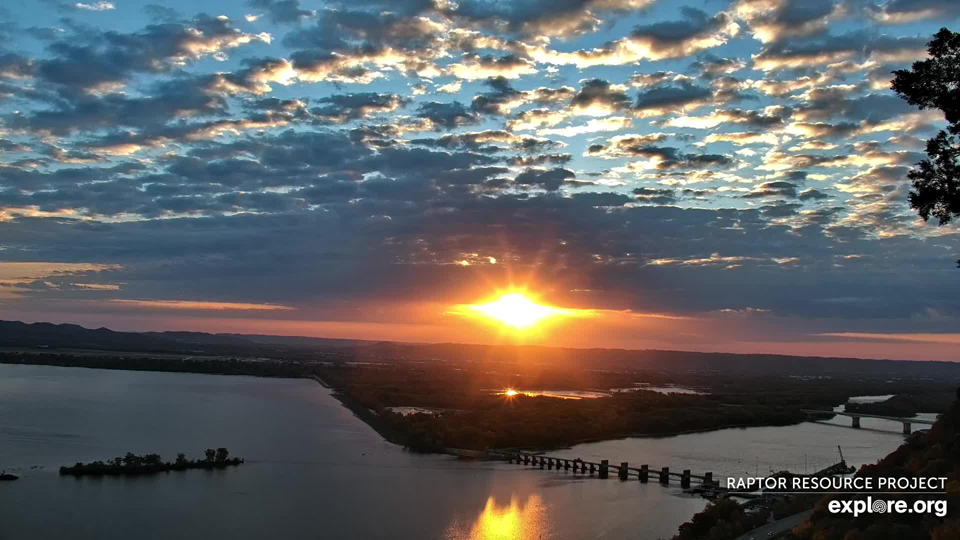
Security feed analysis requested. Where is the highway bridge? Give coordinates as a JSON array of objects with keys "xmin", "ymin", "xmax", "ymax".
[{"xmin": 801, "ymin": 409, "xmax": 936, "ymax": 434}]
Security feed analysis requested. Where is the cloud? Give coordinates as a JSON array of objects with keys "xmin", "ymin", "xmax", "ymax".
[
  {"xmin": 785, "ymin": 121, "xmax": 859, "ymax": 138},
  {"xmin": 816, "ymin": 333, "xmax": 960, "ymax": 345},
  {"xmin": 866, "ymin": 0, "xmax": 960, "ymax": 24},
  {"xmin": 690, "ymin": 55, "xmax": 745, "ymax": 79},
  {"xmin": 110, "ymin": 299, "xmax": 296, "ymax": 311},
  {"xmin": 311, "ymin": 93, "xmax": 409, "ymax": 123},
  {"xmin": 444, "ymin": 0, "xmax": 658, "ymax": 38},
  {"xmin": 514, "ymin": 168, "xmax": 578, "ymax": 191},
  {"xmin": 589, "ymin": 140, "xmax": 734, "ymax": 170},
  {"xmin": 743, "ymin": 181, "xmax": 799, "ymax": 199},
  {"xmin": 752, "ymin": 31, "xmax": 927, "ymax": 71},
  {"xmin": 35, "ymin": 15, "xmax": 270, "ymax": 94},
  {"xmin": 245, "ymin": 0, "xmax": 315, "ymax": 24},
  {"xmin": 534, "ymin": 7, "xmax": 740, "ymax": 67},
  {"xmin": 633, "ymin": 187, "xmax": 676, "ymax": 204},
  {"xmin": 733, "ymin": 0, "xmax": 844, "ymax": 44},
  {"xmin": 704, "ymin": 131, "xmax": 780, "ymax": 145},
  {"xmin": 448, "ymin": 54, "xmax": 537, "ymax": 80},
  {"xmin": 436, "ymin": 80, "xmax": 462, "ymax": 93},
  {"xmin": 633, "ymin": 80, "xmax": 714, "ymax": 117},
  {"xmin": 0, "ymin": 262, "xmax": 121, "ymax": 298},
  {"xmin": 666, "ymin": 106, "xmax": 788, "ymax": 129},
  {"xmin": 417, "ymin": 101, "xmax": 480, "ymax": 129},
  {"xmin": 570, "ymin": 78, "xmax": 631, "ymax": 116},
  {"xmin": 586, "ymin": 133, "xmax": 671, "ymax": 157},
  {"xmin": 75, "ymin": 1, "xmax": 115, "ymax": 11}
]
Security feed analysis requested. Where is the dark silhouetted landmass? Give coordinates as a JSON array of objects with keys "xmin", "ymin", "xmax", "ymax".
[
  {"xmin": 846, "ymin": 391, "xmax": 957, "ymax": 417},
  {"xmin": 3, "ymin": 319, "xmax": 960, "ymax": 377},
  {"xmin": 60, "ymin": 448, "xmax": 242, "ymax": 477}
]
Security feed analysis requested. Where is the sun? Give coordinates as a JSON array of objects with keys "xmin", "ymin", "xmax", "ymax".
[
  {"xmin": 449, "ymin": 290, "xmax": 595, "ymax": 333},
  {"xmin": 468, "ymin": 293, "xmax": 563, "ymax": 329}
]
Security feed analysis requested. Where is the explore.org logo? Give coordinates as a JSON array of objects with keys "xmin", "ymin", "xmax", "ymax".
[{"xmin": 828, "ymin": 497, "xmax": 947, "ymax": 518}]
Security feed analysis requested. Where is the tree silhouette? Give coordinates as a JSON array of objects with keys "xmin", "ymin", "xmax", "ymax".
[
  {"xmin": 204, "ymin": 448, "xmax": 216, "ymax": 462},
  {"xmin": 214, "ymin": 448, "xmax": 229, "ymax": 463},
  {"xmin": 892, "ymin": 28, "xmax": 960, "ymax": 226}
]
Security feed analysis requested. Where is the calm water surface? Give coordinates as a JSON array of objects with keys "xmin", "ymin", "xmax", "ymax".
[{"xmin": 0, "ymin": 365, "xmax": 907, "ymax": 539}]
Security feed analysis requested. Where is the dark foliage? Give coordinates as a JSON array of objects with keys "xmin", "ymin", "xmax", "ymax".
[
  {"xmin": 673, "ymin": 498, "xmax": 769, "ymax": 540},
  {"xmin": 846, "ymin": 392, "xmax": 956, "ymax": 417},
  {"xmin": 60, "ymin": 449, "xmax": 243, "ymax": 476},
  {"xmin": 892, "ymin": 28, "xmax": 960, "ymax": 226}
]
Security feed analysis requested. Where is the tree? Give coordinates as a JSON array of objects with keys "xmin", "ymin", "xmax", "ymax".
[
  {"xmin": 204, "ymin": 448, "xmax": 216, "ymax": 462},
  {"xmin": 892, "ymin": 28, "xmax": 960, "ymax": 227},
  {"xmin": 214, "ymin": 448, "xmax": 229, "ymax": 463}
]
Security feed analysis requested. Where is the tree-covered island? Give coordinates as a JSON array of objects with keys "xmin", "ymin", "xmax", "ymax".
[{"xmin": 60, "ymin": 448, "xmax": 242, "ymax": 477}]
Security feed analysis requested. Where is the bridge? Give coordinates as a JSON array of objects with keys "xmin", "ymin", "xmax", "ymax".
[
  {"xmin": 491, "ymin": 450, "xmax": 718, "ymax": 489},
  {"xmin": 801, "ymin": 409, "xmax": 936, "ymax": 434}
]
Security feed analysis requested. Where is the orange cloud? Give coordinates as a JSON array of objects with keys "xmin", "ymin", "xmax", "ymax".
[
  {"xmin": 817, "ymin": 333, "xmax": 960, "ymax": 345},
  {"xmin": 109, "ymin": 299, "xmax": 295, "ymax": 311}
]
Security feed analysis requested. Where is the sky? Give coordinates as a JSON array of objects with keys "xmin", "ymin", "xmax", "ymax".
[{"xmin": 0, "ymin": 0, "xmax": 958, "ymax": 361}]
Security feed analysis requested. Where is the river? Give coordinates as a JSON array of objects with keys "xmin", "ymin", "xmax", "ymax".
[{"xmin": 0, "ymin": 364, "xmax": 909, "ymax": 539}]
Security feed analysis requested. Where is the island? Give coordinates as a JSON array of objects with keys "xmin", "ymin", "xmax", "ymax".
[{"xmin": 59, "ymin": 448, "xmax": 243, "ymax": 477}]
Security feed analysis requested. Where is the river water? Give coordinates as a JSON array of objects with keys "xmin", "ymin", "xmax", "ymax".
[{"xmin": 0, "ymin": 364, "xmax": 909, "ymax": 539}]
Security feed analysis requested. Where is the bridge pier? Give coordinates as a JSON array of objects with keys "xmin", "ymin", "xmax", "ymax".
[
  {"xmin": 589, "ymin": 463, "xmax": 595, "ymax": 475},
  {"xmin": 599, "ymin": 459, "xmax": 609, "ymax": 479},
  {"xmin": 524, "ymin": 454, "xmax": 530, "ymax": 465},
  {"xmin": 852, "ymin": 417, "xmax": 861, "ymax": 428},
  {"xmin": 619, "ymin": 462, "xmax": 629, "ymax": 481},
  {"xmin": 564, "ymin": 460, "xmax": 570, "ymax": 470},
  {"xmin": 681, "ymin": 469, "xmax": 691, "ymax": 488},
  {"xmin": 704, "ymin": 472, "xmax": 713, "ymax": 486},
  {"xmin": 903, "ymin": 422, "xmax": 911, "ymax": 435},
  {"xmin": 639, "ymin": 464, "xmax": 648, "ymax": 483},
  {"xmin": 548, "ymin": 458, "xmax": 554, "ymax": 470},
  {"xmin": 539, "ymin": 457, "xmax": 544, "ymax": 469},
  {"xmin": 660, "ymin": 467, "xmax": 669, "ymax": 484}
]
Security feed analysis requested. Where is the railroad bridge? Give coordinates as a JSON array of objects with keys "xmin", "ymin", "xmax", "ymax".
[{"xmin": 494, "ymin": 450, "xmax": 717, "ymax": 488}]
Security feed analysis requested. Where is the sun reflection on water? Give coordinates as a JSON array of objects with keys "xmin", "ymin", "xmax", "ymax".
[{"xmin": 444, "ymin": 495, "xmax": 549, "ymax": 540}]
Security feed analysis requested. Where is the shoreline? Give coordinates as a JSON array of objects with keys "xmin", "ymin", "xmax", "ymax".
[{"xmin": 306, "ymin": 376, "xmax": 417, "ymax": 448}]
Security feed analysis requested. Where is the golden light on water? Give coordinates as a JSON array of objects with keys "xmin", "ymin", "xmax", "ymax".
[
  {"xmin": 445, "ymin": 496, "xmax": 548, "ymax": 540},
  {"xmin": 451, "ymin": 291, "xmax": 594, "ymax": 332}
]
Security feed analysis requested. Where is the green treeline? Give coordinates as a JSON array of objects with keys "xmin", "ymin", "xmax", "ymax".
[{"xmin": 60, "ymin": 448, "xmax": 242, "ymax": 476}]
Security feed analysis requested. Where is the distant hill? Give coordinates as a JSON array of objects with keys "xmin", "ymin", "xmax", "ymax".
[
  {"xmin": 0, "ymin": 320, "xmax": 370, "ymax": 356},
  {"xmin": 2, "ymin": 320, "xmax": 959, "ymax": 377}
]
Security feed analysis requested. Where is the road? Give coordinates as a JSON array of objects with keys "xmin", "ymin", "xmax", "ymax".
[{"xmin": 733, "ymin": 509, "xmax": 814, "ymax": 540}]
